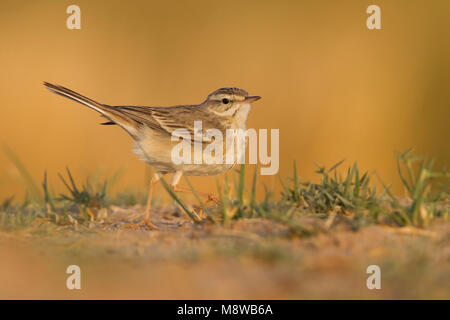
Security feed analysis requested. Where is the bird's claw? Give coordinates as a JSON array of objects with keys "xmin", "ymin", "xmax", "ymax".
[{"xmin": 121, "ymin": 218, "xmax": 159, "ymax": 230}]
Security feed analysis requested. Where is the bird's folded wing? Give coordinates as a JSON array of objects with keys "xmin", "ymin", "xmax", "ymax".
[{"xmin": 114, "ymin": 105, "xmax": 229, "ymax": 143}]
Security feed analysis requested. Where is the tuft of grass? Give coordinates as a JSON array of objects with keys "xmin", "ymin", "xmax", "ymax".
[
  {"xmin": 0, "ymin": 196, "xmax": 38, "ymax": 230},
  {"xmin": 0, "ymin": 196, "xmax": 14, "ymax": 212},
  {"xmin": 0, "ymin": 208, "xmax": 38, "ymax": 230},
  {"xmin": 1, "ymin": 146, "xmax": 47, "ymax": 228},
  {"xmin": 215, "ymin": 165, "xmax": 261, "ymax": 222},
  {"xmin": 283, "ymin": 159, "xmax": 380, "ymax": 216},
  {"xmin": 58, "ymin": 167, "xmax": 107, "ymax": 208},
  {"xmin": 2, "ymin": 144, "xmax": 43, "ymax": 204},
  {"xmin": 382, "ymin": 149, "xmax": 449, "ymax": 227},
  {"xmin": 57, "ymin": 167, "xmax": 108, "ymax": 221},
  {"xmin": 206, "ymin": 165, "xmax": 316, "ymax": 237}
]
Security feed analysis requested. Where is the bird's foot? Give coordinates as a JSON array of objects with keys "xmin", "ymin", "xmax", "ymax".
[
  {"xmin": 121, "ymin": 218, "xmax": 159, "ymax": 230},
  {"xmin": 205, "ymin": 194, "xmax": 220, "ymax": 206}
]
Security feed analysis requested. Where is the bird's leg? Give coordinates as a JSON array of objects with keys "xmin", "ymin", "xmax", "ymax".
[
  {"xmin": 122, "ymin": 173, "xmax": 161, "ymax": 230},
  {"xmin": 142, "ymin": 173, "xmax": 161, "ymax": 229},
  {"xmin": 169, "ymin": 173, "xmax": 220, "ymax": 206}
]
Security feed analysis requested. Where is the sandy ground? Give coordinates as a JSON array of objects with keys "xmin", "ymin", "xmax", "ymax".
[{"xmin": 0, "ymin": 205, "xmax": 449, "ymax": 299}]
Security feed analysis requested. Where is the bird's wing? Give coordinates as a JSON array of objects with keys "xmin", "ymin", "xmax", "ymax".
[
  {"xmin": 109, "ymin": 105, "xmax": 168, "ymax": 134},
  {"xmin": 115, "ymin": 105, "xmax": 229, "ymax": 142}
]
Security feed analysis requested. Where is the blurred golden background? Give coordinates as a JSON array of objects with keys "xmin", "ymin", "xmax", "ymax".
[{"xmin": 1, "ymin": 0, "xmax": 449, "ymax": 200}]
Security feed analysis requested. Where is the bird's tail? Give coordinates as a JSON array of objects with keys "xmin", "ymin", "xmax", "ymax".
[{"xmin": 43, "ymin": 82, "xmax": 138, "ymax": 136}]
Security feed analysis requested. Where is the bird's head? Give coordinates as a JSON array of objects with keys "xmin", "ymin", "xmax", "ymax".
[{"xmin": 203, "ymin": 88, "xmax": 261, "ymax": 119}]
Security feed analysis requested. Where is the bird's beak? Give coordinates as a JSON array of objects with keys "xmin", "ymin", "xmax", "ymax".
[{"xmin": 243, "ymin": 96, "xmax": 261, "ymax": 103}]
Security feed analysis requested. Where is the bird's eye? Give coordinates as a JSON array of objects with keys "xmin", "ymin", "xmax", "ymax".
[{"xmin": 222, "ymin": 98, "xmax": 230, "ymax": 104}]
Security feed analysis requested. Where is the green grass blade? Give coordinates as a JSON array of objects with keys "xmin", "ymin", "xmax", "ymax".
[
  {"xmin": 42, "ymin": 171, "xmax": 56, "ymax": 212},
  {"xmin": 222, "ymin": 175, "xmax": 230, "ymax": 224},
  {"xmin": 159, "ymin": 176, "xmax": 200, "ymax": 222},
  {"xmin": 250, "ymin": 165, "xmax": 258, "ymax": 217},
  {"xmin": 327, "ymin": 159, "xmax": 346, "ymax": 173},
  {"xmin": 237, "ymin": 164, "xmax": 246, "ymax": 217},
  {"xmin": 184, "ymin": 176, "xmax": 206, "ymax": 213},
  {"xmin": 2, "ymin": 144, "xmax": 42, "ymax": 204},
  {"xmin": 65, "ymin": 167, "xmax": 79, "ymax": 194}
]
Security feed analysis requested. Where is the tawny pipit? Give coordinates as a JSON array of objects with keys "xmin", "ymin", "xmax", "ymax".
[{"xmin": 44, "ymin": 82, "xmax": 261, "ymax": 229}]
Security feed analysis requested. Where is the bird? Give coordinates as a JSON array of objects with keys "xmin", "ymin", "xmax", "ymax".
[{"xmin": 44, "ymin": 82, "xmax": 261, "ymax": 229}]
